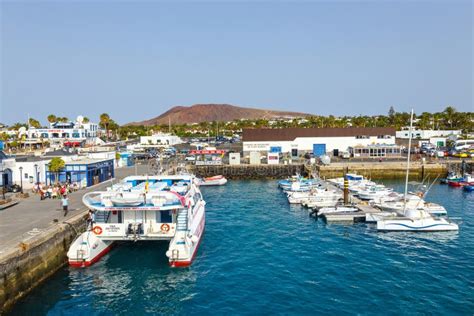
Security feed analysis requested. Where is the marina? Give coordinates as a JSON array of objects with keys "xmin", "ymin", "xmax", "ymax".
[{"xmin": 7, "ymin": 179, "xmax": 474, "ymax": 315}]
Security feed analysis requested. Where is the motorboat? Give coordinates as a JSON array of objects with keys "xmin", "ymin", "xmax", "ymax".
[
  {"xmin": 286, "ymin": 188, "xmax": 339, "ymax": 204},
  {"xmin": 198, "ymin": 175, "xmax": 227, "ymax": 186},
  {"xmin": 317, "ymin": 206, "xmax": 358, "ymax": 216},
  {"xmin": 357, "ymin": 185, "xmax": 393, "ymax": 200},
  {"xmin": 376, "ymin": 194, "xmax": 447, "ymax": 216},
  {"xmin": 67, "ymin": 174, "xmax": 206, "ymax": 268},
  {"xmin": 376, "ymin": 209, "xmax": 459, "ymax": 231},
  {"xmin": 448, "ymin": 173, "xmax": 474, "ymax": 187},
  {"xmin": 440, "ymin": 172, "xmax": 462, "ymax": 184}
]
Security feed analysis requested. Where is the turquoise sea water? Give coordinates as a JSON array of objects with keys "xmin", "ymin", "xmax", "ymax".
[{"xmin": 9, "ymin": 180, "xmax": 474, "ymax": 315}]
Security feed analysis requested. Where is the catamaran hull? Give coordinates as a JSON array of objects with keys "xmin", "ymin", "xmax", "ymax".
[
  {"xmin": 167, "ymin": 204, "xmax": 206, "ymax": 267},
  {"xmin": 67, "ymin": 232, "xmax": 115, "ymax": 267}
]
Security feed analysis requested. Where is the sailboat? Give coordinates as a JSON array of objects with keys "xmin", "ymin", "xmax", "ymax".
[{"xmin": 376, "ymin": 109, "xmax": 459, "ymax": 232}]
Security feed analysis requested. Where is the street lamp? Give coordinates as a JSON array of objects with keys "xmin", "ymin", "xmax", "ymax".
[
  {"xmin": 34, "ymin": 164, "xmax": 38, "ymax": 184},
  {"xmin": 1, "ymin": 163, "xmax": 5, "ymax": 200},
  {"xmin": 19, "ymin": 166, "xmax": 23, "ymax": 194}
]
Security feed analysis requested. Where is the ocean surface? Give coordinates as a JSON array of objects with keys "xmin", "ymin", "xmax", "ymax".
[{"xmin": 9, "ymin": 180, "xmax": 474, "ymax": 315}]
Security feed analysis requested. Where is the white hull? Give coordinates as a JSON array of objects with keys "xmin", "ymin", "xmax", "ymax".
[
  {"xmin": 199, "ymin": 177, "xmax": 227, "ymax": 186},
  {"xmin": 377, "ymin": 217, "xmax": 459, "ymax": 231},
  {"xmin": 318, "ymin": 206, "xmax": 358, "ymax": 216},
  {"xmin": 67, "ymin": 231, "xmax": 114, "ymax": 267}
]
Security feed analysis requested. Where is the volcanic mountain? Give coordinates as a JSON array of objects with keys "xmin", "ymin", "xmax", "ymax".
[{"xmin": 128, "ymin": 104, "xmax": 311, "ymax": 126}]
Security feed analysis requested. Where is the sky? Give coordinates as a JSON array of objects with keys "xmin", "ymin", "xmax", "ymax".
[{"xmin": 0, "ymin": 0, "xmax": 472, "ymax": 125}]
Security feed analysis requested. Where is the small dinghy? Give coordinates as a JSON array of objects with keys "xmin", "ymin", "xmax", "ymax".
[
  {"xmin": 198, "ymin": 175, "xmax": 228, "ymax": 186},
  {"xmin": 110, "ymin": 193, "xmax": 144, "ymax": 207},
  {"xmin": 463, "ymin": 185, "xmax": 474, "ymax": 192}
]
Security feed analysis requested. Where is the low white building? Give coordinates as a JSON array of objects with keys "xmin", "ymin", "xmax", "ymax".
[
  {"xmin": 396, "ymin": 129, "xmax": 462, "ymax": 139},
  {"xmin": 139, "ymin": 133, "xmax": 183, "ymax": 147},
  {"xmin": 243, "ymin": 127, "xmax": 396, "ymax": 156}
]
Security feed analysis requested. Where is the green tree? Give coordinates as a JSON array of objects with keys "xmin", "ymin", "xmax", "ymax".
[
  {"xmin": 47, "ymin": 114, "xmax": 57, "ymax": 123},
  {"xmin": 443, "ymin": 106, "xmax": 457, "ymax": 129},
  {"xmin": 99, "ymin": 113, "xmax": 111, "ymax": 140},
  {"xmin": 29, "ymin": 118, "xmax": 41, "ymax": 128},
  {"xmin": 82, "ymin": 117, "xmax": 90, "ymax": 123},
  {"xmin": 48, "ymin": 157, "xmax": 65, "ymax": 183}
]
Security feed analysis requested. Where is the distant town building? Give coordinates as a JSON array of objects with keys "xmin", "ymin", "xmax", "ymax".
[
  {"xmin": 24, "ymin": 116, "xmax": 99, "ymax": 147},
  {"xmin": 139, "ymin": 133, "xmax": 183, "ymax": 147},
  {"xmin": 395, "ymin": 129, "xmax": 462, "ymax": 139},
  {"xmin": 242, "ymin": 127, "xmax": 396, "ymax": 156},
  {"xmin": 349, "ymin": 144, "xmax": 402, "ymax": 158}
]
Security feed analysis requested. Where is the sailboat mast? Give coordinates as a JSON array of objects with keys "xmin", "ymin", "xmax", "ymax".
[{"xmin": 404, "ymin": 109, "xmax": 414, "ymax": 211}]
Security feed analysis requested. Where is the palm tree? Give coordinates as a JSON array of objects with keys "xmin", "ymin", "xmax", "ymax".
[
  {"xmin": 47, "ymin": 114, "xmax": 57, "ymax": 123},
  {"xmin": 99, "ymin": 113, "xmax": 111, "ymax": 140},
  {"xmin": 28, "ymin": 118, "xmax": 41, "ymax": 128},
  {"xmin": 443, "ymin": 106, "xmax": 457, "ymax": 129}
]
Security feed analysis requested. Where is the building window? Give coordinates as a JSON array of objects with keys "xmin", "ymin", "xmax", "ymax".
[{"xmin": 24, "ymin": 173, "xmax": 29, "ymax": 179}]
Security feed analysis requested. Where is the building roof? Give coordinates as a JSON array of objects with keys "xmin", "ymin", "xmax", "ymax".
[
  {"xmin": 15, "ymin": 155, "xmax": 51, "ymax": 162},
  {"xmin": 242, "ymin": 127, "xmax": 396, "ymax": 142},
  {"xmin": 43, "ymin": 149, "xmax": 77, "ymax": 157},
  {"xmin": 66, "ymin": 158, "xmax": 114, "ymax": 165}
]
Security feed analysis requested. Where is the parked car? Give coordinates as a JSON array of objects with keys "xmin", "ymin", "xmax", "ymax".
[{"xmin": 185, "ymin": 156, "xmax": 196, "ymax": 161}]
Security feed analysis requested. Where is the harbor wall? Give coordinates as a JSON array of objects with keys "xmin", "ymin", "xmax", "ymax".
[
  {"xmin": 191, "ymin": 164, "xmax": 307, "ymax": 179},
  {"xmin": 0, "ymin": 212, "xmax": 87, "ymax": 314},
  {"xmin": 192, "ymin": 162, "xmax": 449, "ymax": 180},
  {"xmin": 315, "ymin": 162, "xmax": 447, "ymax": 180}
]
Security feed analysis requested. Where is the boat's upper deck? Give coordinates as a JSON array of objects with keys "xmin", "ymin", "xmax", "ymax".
[{"xmin": 83, "ymin": 175, "xmax": 200, "ymax": 212}]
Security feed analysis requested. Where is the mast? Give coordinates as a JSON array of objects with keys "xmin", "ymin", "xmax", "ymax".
[{"xmin": 403, "ymin": 109, "xmax": 414, "ymax": 213}]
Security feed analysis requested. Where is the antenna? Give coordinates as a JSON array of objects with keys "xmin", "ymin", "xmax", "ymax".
[{"xmin": 403, "ymin": 109, "xmax": 414, "ymax": 213}]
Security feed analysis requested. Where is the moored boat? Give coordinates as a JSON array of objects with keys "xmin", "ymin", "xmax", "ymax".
[
  {"xmin": 67, "ymin": 174, "xmax": 206, "ymax": 268},
  {"xmin": 198, "ymin": 175, "xmax": 227, "ymax": 186}
]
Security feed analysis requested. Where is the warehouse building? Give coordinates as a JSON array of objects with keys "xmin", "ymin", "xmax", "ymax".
[{"xmin": 242, "ymin": 127, "xmax": 396, "ymax": 156}]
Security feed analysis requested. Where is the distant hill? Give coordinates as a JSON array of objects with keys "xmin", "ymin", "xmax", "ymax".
[{"xmin": 127, "ymin": 104, "xmax": 311, "ymax": 126}]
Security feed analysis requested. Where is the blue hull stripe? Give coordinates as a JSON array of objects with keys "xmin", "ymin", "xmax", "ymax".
[{"xmin": 384, "ymin": 223, "xmax": 455, "ymax": 229}]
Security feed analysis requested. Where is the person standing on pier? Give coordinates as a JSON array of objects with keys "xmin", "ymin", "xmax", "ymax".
[{"xmin": 61, "ymin": 195, "xmax": 69, "ymax": 216}]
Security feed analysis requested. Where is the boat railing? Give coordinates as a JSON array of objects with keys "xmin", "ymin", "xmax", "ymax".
[{"xmin": 91, "ymin": 222, "xmax": 176, "ymax": 238}]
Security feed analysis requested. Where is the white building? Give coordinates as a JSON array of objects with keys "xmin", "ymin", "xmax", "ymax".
[
  {"xmin": 24, "ymin": 116, "xmax": 99, "ymax": 147},
  {"xmin": 396, "ymin": 129, "xmax": 462, "ymax": 139},
  {"xmin": 139, "ymin": 133, "xmax": 183, "ymax": 147},
  {"xmin": 243, "ymin": 128, "xmax": 396, "ymax": 156}
]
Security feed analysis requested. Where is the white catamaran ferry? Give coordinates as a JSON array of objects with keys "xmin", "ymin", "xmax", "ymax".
[{"xmin": 67, "ymin": 174, "xmax": 205, "ymax": 267}]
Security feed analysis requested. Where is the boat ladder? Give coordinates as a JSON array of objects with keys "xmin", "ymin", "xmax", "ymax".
[{"xmin": 171, "ymin": 249, "xmax": 180, "ymax": 261}]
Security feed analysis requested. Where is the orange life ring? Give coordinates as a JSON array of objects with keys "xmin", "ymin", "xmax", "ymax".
[
  {"xmin": 161, "ymin": 224, "xmax": 170, "ymax": 232},
  {"xmin": 92, "ymin": 226, "xmax": 103, "ymax": 235}
]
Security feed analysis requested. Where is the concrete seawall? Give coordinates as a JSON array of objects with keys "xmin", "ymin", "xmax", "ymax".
[
  {"xmin": 192, "ymin": 164, "xmax": 307, "ymax": 179},
  {"xmin": 0, "ymin": 211, "xmax": 87, "ymax": 314},
  {"xmin": 315, "ymin": 162, "xmax": 448, "ymax": 180},
  {"xmin": 192, "ymin": 162, "xmax": 449, "ymax": 180}
]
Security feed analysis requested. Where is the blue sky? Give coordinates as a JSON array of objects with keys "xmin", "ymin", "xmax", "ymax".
[{"xmin": 1, "ymin": 1, "xmax": 472, "ymax": 125}]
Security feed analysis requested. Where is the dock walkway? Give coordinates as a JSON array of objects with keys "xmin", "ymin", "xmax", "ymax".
[{"xmin": 0, "ymin": 164, "xmax": 148, "ymax": 258}]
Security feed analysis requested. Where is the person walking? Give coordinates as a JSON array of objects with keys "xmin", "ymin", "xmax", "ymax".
[{"xmin": 61, "ymin": 195, "xmax": 69, "ymax": 216}]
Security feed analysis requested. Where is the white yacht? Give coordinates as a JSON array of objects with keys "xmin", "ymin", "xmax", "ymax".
[{"xmin": 67, "ymin": 174, "xmax": 206, "ymax": 267}]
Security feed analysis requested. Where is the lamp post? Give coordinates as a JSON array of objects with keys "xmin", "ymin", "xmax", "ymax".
[
  {"xmin": 19, "ymin": 166, "xmax": 23, "ymax": 194},
  {"xmin": 1, "ymin": 163, "xmax": 5, "ymax": 200},
  {"xmin": 34, "ymin": 163, "xmax": 38, "ymax": 184}
]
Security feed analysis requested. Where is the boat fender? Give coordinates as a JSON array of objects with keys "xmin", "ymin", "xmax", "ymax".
[
  {"xmin": 161, "ymin": 224, "xmax": 170, "ymax": 232},
  {"xmin": 92, "ymin": 242, "xmax": 98, "ymax": 249},
  {"xmin": 92, "ymin": 226, "xmax": 103, "ymax": 235}
]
